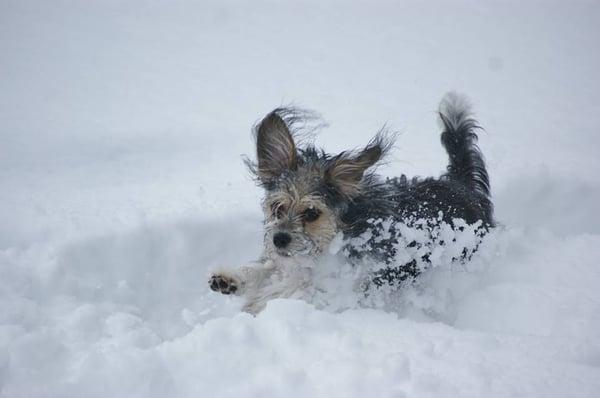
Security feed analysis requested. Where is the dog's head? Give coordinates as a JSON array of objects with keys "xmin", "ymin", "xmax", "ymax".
[{"xmin": 246, "ymin": 108, "xmax": 392, "ymax": 259}]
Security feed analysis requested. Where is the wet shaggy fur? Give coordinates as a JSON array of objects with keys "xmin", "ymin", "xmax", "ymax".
[{"xmin": 209, "ymin": 93, "xmax": 494, "ymax": 314}]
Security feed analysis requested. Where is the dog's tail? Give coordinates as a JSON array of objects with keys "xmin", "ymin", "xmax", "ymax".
[{"xmin": 438, "ymin": 92, "xmax": 491, "ymax": 199}]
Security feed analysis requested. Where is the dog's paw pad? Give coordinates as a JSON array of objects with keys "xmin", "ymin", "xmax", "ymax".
[{"xmin": 209, "ymin": 274, "xmax": 238, "ymax": 295}]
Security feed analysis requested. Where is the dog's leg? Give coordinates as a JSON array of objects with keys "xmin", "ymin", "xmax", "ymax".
[
  {"xmin": 209, "ymin": 262, "xmax": 274, "ymax": 297},
  {"xmin": 209, "ymin": 259, "xmax": 311, "ymax": 314}
]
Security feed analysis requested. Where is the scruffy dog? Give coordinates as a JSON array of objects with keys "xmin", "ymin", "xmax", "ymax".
[{"xmin": 209, "ymin": 94, "xmax": 494, "ymax": 314}]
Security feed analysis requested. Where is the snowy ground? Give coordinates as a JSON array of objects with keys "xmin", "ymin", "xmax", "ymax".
[{"xmin": 2, "ymin": 1, "xmax": 600, "ymax": 397}]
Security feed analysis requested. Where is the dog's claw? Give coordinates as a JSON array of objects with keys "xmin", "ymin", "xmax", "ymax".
[{"xmin": 209, "ymin": 274, "xmax": 238, "ymax": 295}]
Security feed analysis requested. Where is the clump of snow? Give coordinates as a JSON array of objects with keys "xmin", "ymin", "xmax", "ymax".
[
  {"xmin": 290, "ymin": 217, "xmax": 488, "ymax": 313},
  {"xmin": 2, "ymin": 0, "xmax": 600, "ymax": 397}
]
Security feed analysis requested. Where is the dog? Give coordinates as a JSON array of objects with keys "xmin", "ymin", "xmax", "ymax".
[{"xmin": 209, "ymin": 93, "xmax": 494, "ymax": 314}]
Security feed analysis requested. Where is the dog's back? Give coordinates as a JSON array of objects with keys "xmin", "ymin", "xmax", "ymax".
[
  {"xmin": 343, "ymin": 93, "xmax": 494, "ymax": 284},
  {"xmin": 345, "ymin": 93, "xmax": 493, "ymax": 230},
  {"xmin": 391, "ymin": 93, "xmax": 493, "ymax": 226}
]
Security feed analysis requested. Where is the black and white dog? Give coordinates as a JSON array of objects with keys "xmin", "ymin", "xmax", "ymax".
[{"xmin": 209, "ymin": 93, "xmax": 494, "ymax": 314}]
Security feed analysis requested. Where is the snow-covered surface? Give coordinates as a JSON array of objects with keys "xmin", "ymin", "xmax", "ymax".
[{"xmin": 2, "ymin": 1, "xmax": 600, "ymax": 396}]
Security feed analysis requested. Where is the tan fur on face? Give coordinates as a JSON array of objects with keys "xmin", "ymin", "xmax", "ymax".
[
  {"xmin": 301, "ymin": 203, "xmax": 338, "ymax": 252},
  {"xmin": 263, "ymin": 188, "xmax": 339, "ymax": 255}
]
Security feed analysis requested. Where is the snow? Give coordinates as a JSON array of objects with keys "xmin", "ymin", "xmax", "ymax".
[{"xmin": 1, "ymin": 0, "xmax": 600, "ymax": 396}]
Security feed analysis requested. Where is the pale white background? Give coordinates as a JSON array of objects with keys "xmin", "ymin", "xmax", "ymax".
[{"xmin": 1, "ymin": 1, "xmax": 599, "ymax": 396}]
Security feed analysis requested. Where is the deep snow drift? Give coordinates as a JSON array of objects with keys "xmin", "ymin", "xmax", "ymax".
[{"xmin": 1, "ymin": 1, "xmax": 600, "ymax": 397}]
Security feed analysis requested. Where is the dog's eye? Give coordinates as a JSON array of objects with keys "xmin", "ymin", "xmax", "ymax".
[
  {"xmin": 271, "ymin": 202, "xmax": 286, "ymax": 219},
  {"xmin": 302, "ymin": 207, "xmax": 321, "ymax": 222}
]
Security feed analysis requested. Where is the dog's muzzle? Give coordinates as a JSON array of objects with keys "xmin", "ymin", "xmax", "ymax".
[
  {"xmin": 273, "ymin": 232, "xmax": 292, "ymax": 249},
  {"xmin": 271, "ymin": 231, "xmax": 317, "ymax": 257}
]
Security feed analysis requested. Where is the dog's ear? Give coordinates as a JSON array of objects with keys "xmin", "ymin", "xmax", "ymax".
[
  {"xmin": 255, "ymin": 110, "xmax": 298, "ymax": 181},
  {"xmin": 326, "ymin": 133, "xmax": 391, "ymax": 198}
]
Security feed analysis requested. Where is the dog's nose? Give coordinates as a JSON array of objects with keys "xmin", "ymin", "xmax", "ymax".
[{"xmin": 273, "ymin": 232, "xmax": 292, "ymax": 248}]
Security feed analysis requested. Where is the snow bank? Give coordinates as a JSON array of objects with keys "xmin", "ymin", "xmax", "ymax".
[{"xmin": 2, "ymin": 218, "xmax": 599, "ymax": 397}]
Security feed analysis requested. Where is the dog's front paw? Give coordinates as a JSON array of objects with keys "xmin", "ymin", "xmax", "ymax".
[{"xmin": 209, "ymin": 274, "xmax": 240, "ymax": 295}]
